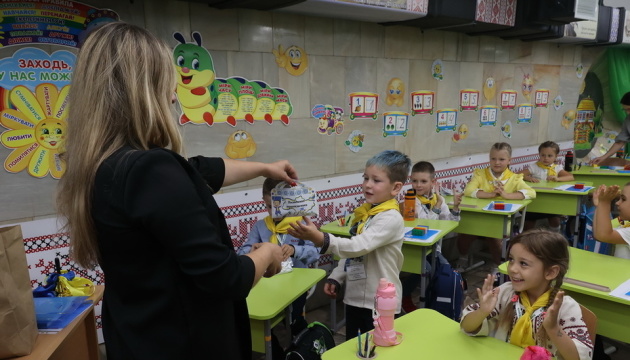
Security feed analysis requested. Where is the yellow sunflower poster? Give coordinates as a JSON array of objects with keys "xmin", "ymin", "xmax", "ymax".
[{"xmin": 0, "ymin": 48, "xmax": 74, "ymax": 179}]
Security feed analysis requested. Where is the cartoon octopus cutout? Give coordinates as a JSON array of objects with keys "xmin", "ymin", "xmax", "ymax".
[{"xmin": 273, "ymin": 45, "xmax": 309, "ymax": 76}]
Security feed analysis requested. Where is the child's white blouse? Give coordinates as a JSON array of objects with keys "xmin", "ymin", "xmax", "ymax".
[{"xmin": 460, "ymin": 282, "xmax": 593, "ymax": 360}]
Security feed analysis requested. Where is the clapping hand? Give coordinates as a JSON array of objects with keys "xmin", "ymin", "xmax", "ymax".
[
  {"xmin": 476, "ymin": 274, "xmax": 499, "ymax": 315},
  {"xmin": 542, "ymin": 290, "xmax": 564, "ymax": 333}
]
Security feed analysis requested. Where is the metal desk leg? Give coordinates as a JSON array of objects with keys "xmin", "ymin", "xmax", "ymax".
[
  {"xmin": 419, "ymin": 247, "xmax": 429, "ymax": 300},
  {"xmin": 264, "ymin": 319, "xmax": 272, "ymax": 360}
]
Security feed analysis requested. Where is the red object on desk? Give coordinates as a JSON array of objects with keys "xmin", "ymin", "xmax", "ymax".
[
  {"xmin": 493, "ymin": 202, "xmax": 505, "ymax": 210},
  {"xmin": 574, "ymin": 183, "xmax": 584, "ymax": 189}
]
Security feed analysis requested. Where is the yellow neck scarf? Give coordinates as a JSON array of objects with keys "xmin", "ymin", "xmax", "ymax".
[
  {"xmin": 417, "ymin": 193, "xmax": 437, "ymax": 210},
  {"xmin": 509, "ymin": 290, "xmax": 551, "ymax": 348},
  {"xmin": 351, "ymin": 198, "xmax": 400, "ymax": 234},
  {"xmin": 485, "ymin": 167, "xmax": 515, "ymax": 183},
  {"xmin": 619, "ymin": 217, "xmax": 630, "ymax": 228},
  {"xmin": 536, "ymin": 162, "xmax": 557, "ymax": 177},
  {"xmin": 264, "ymin": 216, "xmax": 303, "ymax": 244}
]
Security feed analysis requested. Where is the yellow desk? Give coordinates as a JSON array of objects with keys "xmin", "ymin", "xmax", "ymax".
[
  {"xmin": 500, "ymin": 247, "xmax": 630, "ymax": 343},
  {"xmin": 10, "ymin": 286, "xmax": 104, "ymax": 360},
  {"xmin": 247, "ymin": 268, "xmax": 326, "ymax": 360},
  {"xmin": 572, "ymin": 165, "xmax": 630, "ymax": 188},
  {"xmin": 526, "ymin": 181, "xmax": 593, "ymax": 246},
  {"xmin": 322, "ymin": 309, "xmax": 523, "ymax": 360}
]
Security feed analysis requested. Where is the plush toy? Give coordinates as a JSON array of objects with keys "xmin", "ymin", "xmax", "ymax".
[{"xmin": 520, "ymin": 345, "xmax": 552, "ymax": 360}]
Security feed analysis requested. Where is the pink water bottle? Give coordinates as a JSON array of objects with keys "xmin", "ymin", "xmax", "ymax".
[{"xmin": 372, "ymin": 278, "xmax": 400, "ymax": 346}]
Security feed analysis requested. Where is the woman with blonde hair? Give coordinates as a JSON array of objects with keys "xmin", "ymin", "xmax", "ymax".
[{"xmin": 57, "ymin": 22, "xmax": 294, "ymax": 359}]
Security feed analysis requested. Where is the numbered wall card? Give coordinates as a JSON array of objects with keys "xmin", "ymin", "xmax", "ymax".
[
  {"xmin": 436, "ymin": 109, "xmax": 458, "ymax": 132},
  {"xmin": 459, "ymin": 89, "xmax": 479, "ymax": 111},
  {"xmin": 516, "ymin": 104, "xmax": 533, "ymax": 124},
  {"xmin": 348, "ymin": 92, "xmax": 379, "ymax": 120},
  {"xmin": 500, "ymin": 90, "xmax": 517, "ymax": 110},
  {"xmin": 382, "ymin": 111, "xmax": 409, "ymax": 137},
  {"xmin": 479, "ymin": 105, "xmax": 498, "ymax": 127},
  {"xmin": 534, "ymin": 89, "xmax": 550, "ymax": 108},
  {"xmin": 410, "ymin": 90, "xmax": 435, "ymax": 115}
]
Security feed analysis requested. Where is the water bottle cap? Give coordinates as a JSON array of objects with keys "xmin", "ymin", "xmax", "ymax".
[{"xmin": 378, "ymin": 278, "xmax": 389, "ymax": 289}]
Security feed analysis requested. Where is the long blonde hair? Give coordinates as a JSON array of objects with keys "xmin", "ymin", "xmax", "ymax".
[{"xmin": 57, "ymin": 22, "xmax": 183, "ymax": 268}]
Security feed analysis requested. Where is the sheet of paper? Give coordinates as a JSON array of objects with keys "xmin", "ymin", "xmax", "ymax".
[
  {"xmin": 554, "ymin": 184, "xmax": 594, "ymax": 193},
  {"xmin": 482, "ymin": 202, "xmax": 518, "ymax": 212},
  {"xmin": 403, "ymin": 227, "xmax": 440, "ymax": 244},
  {"xmin": 609, "ymin": 278, "xmax": 630, "ymax": 302}
]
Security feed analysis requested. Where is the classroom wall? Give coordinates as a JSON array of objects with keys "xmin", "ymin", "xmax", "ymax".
[{"xmin": 0, "ymin": 0, "xmax": 604, "ymax": 225}]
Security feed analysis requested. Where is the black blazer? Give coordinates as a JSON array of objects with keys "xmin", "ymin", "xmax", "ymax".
[{"xmin": 92, "ymin": 147, "xmax": 255, "ymax": 359}]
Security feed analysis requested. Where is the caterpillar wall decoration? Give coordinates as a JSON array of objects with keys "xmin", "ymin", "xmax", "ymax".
[{"xmin": 173, "ymin": 32, "xmax": 292, "ymax": 126}]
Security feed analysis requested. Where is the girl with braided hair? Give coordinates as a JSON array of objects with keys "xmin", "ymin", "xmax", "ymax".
[{"xmin": 460, "ymin": 230, "xmax": 594, "ymax": 360}]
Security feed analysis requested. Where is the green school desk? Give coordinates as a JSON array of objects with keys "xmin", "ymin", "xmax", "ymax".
[
  {"xmin": 321, "ymin": 309, "xmax": 523, "ymax": 360},
  {"xmin": 445, "ymin": 196, "xmax": 531, "ymax": 239},
  {"xmin": 247, "ymin": 268, "xmax": 326, "ymax": 360},
  {"xmin": 320, "ymin": 219, "xmax": 458, "ymax": 330},
  {"xmin": 572, "ymin": 165, "xmax": 630, "ymax": 188},
  {"xmin": 499, "ymin": 247, "xmax": 630, "ymax": 343},
  {"xmin": 526, "ymin": 180, "xmax": 593, "ymax": 246}
]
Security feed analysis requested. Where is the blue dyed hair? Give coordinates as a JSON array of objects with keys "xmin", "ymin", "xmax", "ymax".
[{"xmin": 365, "ymin": 150, "xmax": 411, "ymax": 184}]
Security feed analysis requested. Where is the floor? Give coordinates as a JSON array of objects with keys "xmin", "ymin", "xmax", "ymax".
[{"xmin": 253, "ymin": 250, "xmax": 630, "ymax": 360}]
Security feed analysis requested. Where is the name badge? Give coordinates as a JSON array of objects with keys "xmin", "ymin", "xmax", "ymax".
[{"xmin": 346, "ymin": 263, "xmax": 367, "ymax": 281}]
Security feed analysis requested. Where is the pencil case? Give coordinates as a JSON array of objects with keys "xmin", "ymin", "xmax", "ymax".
[{"xmin": 270, "ymin": 181, "xmax": 318, "ymax": 218}]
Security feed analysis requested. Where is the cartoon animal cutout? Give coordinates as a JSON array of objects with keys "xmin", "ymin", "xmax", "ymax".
[
  {"xmin": 173, "ymin": 32, "xmax": 218, "ymax": 126},
  {"xmin": 173, "ymin": 32, "xmax": 293, "ymax": 127},
  {"xmin": 452, "ymin": 124, "xmax": 469, "ymax": 142},
  {"xmin": 483, "ymin": 77, "xmax": 496, "ymax": 101},
  {"xmin": 432, "ymin": 60, "xmax": 444, "ymax": 80},
  {"xmin": 521, "ymin": 73, "xmax": 534, "ymax": 101},
  {"xmin": 562, "ymin": 109, "xmax": 576, "ymax": 130},
  {"xmin": 386, "ymin": 78, "xmax": 405, "ymax": 107},
  {"xmin": 345, "ymin": 130, "xmax": 365, "ymax": 152},
  {"xmin": 224, "ymin": 130, "xmax": 257, "ymax": 159},
  {"xmin": 273, "ymin": 45, "xmax": 309, "ymax": 76}
]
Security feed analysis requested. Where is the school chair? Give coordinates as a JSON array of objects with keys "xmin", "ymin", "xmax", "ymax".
[{"xmin": 579, "ymin": 304, "xmax": 597, "ymax": 344}]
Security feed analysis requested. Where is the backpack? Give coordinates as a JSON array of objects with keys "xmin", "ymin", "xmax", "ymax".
[
  {"xmin": 425, "ymin": 251, "xmax": 465, "ymax": 321},
  {"xmin": 577, "ymin": 203, "xmax": 612, "ymax": 255},
  {"xmin": 285, "ymin": 321, "xmax": 336, "ymax": 360}
]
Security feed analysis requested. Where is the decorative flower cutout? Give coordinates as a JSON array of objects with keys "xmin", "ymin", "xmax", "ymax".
[{"xmin": 0, "ymin": 83, "xmax": 68, "ymax": 178}]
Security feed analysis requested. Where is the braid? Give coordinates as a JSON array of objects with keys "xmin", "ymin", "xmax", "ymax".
[{"xmin": 536, "ymin": 270, "xmax": 565, "ymax": 346}]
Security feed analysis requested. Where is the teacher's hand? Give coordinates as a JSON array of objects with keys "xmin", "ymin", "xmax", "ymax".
[{"xmin": 264, "ymin": 160, "xmax": 298, "ymax": 186}]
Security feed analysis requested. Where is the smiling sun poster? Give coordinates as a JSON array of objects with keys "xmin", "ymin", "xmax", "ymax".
[{"xmin": 0, "ymin": 47, "xmax": 74, "ymax": 179}]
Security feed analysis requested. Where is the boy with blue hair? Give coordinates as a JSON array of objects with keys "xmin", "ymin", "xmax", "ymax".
[{"xmin": 289, "ymin": 150, "xmax": 411, "ymax": 340}]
